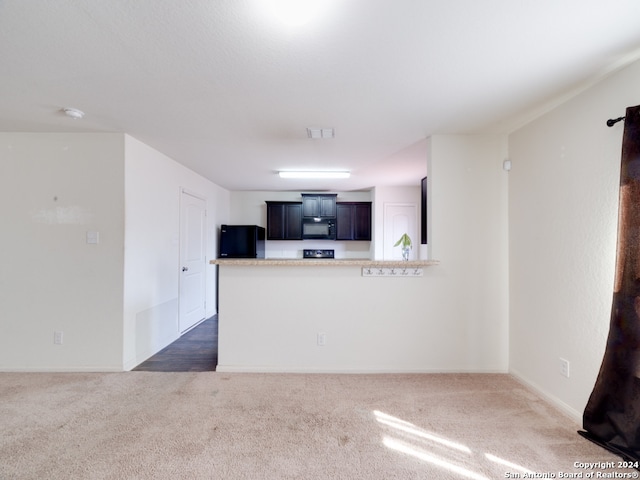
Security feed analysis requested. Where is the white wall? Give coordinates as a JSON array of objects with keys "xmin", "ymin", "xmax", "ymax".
[
  {"xmin": 0, "ymin": 133, "xmax": 126, "ymax": 371},
  {"xmin": 123, "ymin": 136, "xmax": 230, "ymax": 369},
  {"xmin": 428, "ymin": 134, "xmax": 510, "ymax": 373},
  {"xmin": 508, "ymin": 60, "xmax": 640, "ymax": 419},
  {"xmin": 0, "ymin": 132, "xmax": 231, "ymax": 372},
  {"xmin": 229, "ymin": 190, "xmax": 373, "ymax": 259}
]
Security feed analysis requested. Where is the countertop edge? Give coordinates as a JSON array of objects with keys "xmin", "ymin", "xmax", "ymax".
[{"xmin": 210, "ymin": 258, "xmax": 439, "ymax": 267}]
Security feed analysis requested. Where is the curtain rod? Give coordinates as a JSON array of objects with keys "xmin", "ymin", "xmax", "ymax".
[{"xmin": 607, "ymin": 116, "xmax": 625, "ymax": 127}]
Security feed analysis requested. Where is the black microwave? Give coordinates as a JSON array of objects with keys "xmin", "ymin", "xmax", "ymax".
[{"xmin": 302, "ymin": 217, "xmax": 336, "ymax": 240}]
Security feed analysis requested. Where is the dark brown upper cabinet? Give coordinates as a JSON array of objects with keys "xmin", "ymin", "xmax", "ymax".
[
  {"xmin": 265, "ymin": 202, "xmax": 303, "ymax": 240},
  {"xmin": 301, "ymin": 194, "xmax": 337, "ymax": 218},
  {"xmin": 336, "ymin": 202, "xmax": 371, "ymax": 241}
]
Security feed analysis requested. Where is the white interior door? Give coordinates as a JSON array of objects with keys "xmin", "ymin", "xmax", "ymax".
[
  {"xmin": 179, "ymin": 189, "xmax": 206, "ymax": 333},
  {"xmin": 383, "ymin": 203, "xmax": 418, "ymax": 260}
]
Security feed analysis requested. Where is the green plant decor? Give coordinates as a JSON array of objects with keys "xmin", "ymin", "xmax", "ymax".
[
  {"xmin": 393, "ymin": 233, "xmax": 412, "ymax": 249},
  {"xmin": 394, "ymin": 233, "xmax": 412, "ymax": 260}
]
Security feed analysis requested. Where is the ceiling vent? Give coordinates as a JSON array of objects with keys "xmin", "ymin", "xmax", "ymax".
[{"xmin": 306, "ymin": 128, "xmax": 335, "ymax": 139}]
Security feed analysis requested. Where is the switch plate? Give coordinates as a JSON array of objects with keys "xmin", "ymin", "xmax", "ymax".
[
  {"xmin": 560, "ymin": 358, "xmax": 570, "ymax": 378},
  {"xmin": 54, "ymin": 331, "xmax": 64, "ymax": 345},
  {"xmin": 86, "ymin": 231, "xmax": 99, "ymax": 244},
  {"xmin": 317, "ymin": 333, "xmax": 326, "ymax": 346}
]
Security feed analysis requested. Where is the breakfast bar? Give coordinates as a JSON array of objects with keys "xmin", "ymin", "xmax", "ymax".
[
  {"xmin": 211, "ymin": 258, "xmax": 446, "ymax": 373},
  {"xmin": 210, "ymin": 258, "xmax": 438, "ymax": 267}
]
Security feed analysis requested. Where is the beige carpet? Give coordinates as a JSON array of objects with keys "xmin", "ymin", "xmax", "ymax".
[{"xmin": 0, "ymin": 372, "xmax": 629, "ymax": 479}]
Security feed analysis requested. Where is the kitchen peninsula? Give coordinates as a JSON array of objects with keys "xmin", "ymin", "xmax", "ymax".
[
  {"xmin": 211, "ymin": 257, "xmax": 443, "ymax": 373},
  {"xmin": 211, "ymin": 258, "xmax": 438, "ymax": 267}
]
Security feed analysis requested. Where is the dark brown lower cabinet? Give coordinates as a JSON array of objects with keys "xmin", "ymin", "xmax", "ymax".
[
  {"xmin": 336, "ymin": 202, "xmax": 371, "ymax": 241},
  {"xmin": 266, "ymin": 202, "xmax": 303, "ymax": 240}
]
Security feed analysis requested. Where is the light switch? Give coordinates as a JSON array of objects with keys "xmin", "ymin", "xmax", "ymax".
[{"xmin": 86, "ymin": 231, "xmax": 99, "ymax": 244}]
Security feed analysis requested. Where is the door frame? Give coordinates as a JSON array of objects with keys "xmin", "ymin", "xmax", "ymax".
[{"xmin": 178, "ymin": 187, "xmax": 207, "ymax": 334}]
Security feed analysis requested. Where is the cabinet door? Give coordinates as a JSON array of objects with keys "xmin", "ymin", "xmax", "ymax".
[
  {"xmin": 266, "ymin": 202, "xmax": 302, "ymax": 240},
  {"xmin": 353, "ymin": 203, "xmax": 371, "ymax": 240},
  {"xmin": 266, "ymin": 203, "xmax": 285, "ymax": 239},
  {"xmin": 302, "ymin": 195, "xmax": 320, "ymax": 217},
  {"xmin": 284, "ymin": 203, "xmax": 302, "ymax": 239},
  {"xmin": 319, "ymin": 196, "xmax": 336, "ymax": 217},
  {"xmin": 336, "ymin": 203, "xmax": 354, "ymax": 240}
]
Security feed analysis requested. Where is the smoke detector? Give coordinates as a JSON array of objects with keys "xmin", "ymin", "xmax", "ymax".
[{"xmin": 63, "ymin": 108, "xmax": 85, "ymax": 120}]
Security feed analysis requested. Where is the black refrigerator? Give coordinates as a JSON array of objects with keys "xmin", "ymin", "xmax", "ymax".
[{"xmin": 219, "ymin": 225, "xmax": 266, "ymax": 258}]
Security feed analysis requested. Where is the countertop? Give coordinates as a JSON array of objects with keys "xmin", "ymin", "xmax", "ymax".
[{"xmin": 210, "ymin": 258, "xmax": 439, "ymax": 267}]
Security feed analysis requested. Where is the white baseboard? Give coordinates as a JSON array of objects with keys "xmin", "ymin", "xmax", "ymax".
[
  {"xmin": 0, "ymin": 366, "xmax": 124, "ymax": 373},
  {"xmin": 509, "ymin": 368, "xmax": 582, "ymax": 424},
  {"xmin": 215, "ymin": 365, "xmax": 509, "ymax": 374}
]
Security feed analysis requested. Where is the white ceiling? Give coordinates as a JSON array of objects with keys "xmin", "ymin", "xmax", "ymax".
[{"xmin": 2, "ymin": 1, "xmax": 640, "ymax": 192}]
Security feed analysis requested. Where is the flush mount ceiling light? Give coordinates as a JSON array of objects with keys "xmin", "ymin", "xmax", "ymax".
[
  {"xmin": 306, "ymin": 127, "xmax": 335, "ymax": 139},
  {"xmin": 279, "ymin": 171, "xmax": 350, "ymax": 179},
  {"xmin": 263, "ymin": 0, "xmax": 330, "ymax": 27},
  {"xmin": 63, "ymin": 107, "xmax": 84, "ymax": 120}
]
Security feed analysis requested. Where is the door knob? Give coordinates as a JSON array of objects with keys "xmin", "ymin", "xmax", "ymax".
[{"xmin": 182, "ymin": 267, "xmax": 189, "ymax": 272}]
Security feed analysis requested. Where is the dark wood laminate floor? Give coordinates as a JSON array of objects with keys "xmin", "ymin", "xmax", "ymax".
[{"xmin": 133, "ymin": 315, "xmax": 218, "ymax": 372}]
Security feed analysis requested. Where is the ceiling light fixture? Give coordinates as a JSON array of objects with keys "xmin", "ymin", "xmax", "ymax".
[
  {"xmin": 265, "ymin": 0, "xmax": 328, "ymax": 27},
  {"xmin": 63, "ymin": 107, "xmax": 85, "ymax": 120},
  {"xmin": 279, "ymin": 171, "xmax": 350, "ymax": 179},
  {"xmin": 307, "ymin": 127, "xmax": 335, "ymax": 139}
]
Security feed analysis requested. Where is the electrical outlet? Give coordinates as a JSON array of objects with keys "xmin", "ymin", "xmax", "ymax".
[
  {"xmin": 560, "ymin": 358, "xmax": 570, "ymax": 378},
  {"xmin": 54, "ymin": 331, "xmax": 64, "ymax": 345},
  {"xmin": 317, "ymin": 333, "xmax": 326, "ymax": 346}
]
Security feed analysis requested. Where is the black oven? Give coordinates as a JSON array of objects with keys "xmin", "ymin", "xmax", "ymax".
[{"xmin": 302, "ymin": 217, "xmax": 336, "ymax": 240}]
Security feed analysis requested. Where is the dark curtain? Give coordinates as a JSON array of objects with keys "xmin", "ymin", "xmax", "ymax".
[{"xmin": 581, "ymin": 105, "xmax": 640, "ymax": 462}]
